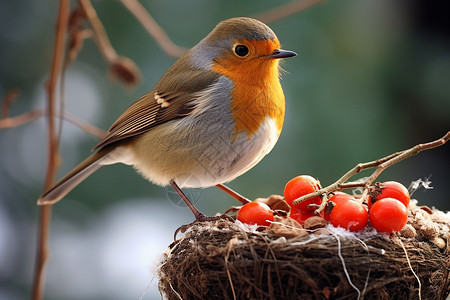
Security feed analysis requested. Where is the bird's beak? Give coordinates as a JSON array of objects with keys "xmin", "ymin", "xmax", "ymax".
[{"xmin": 269, "ymin": 49, "xmax": 297, "ymax": 59}]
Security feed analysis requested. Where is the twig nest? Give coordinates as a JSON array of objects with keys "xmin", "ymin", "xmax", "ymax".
[{"xmin": 158, "ymin": 199, "xmax": 449, "ymax": 300}]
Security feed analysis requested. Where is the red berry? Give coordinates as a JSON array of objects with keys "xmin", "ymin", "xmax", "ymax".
[
  {"xmin": 330, "ymin": 200, "xmax": 368, "ymax": 232},
  {"xmin": 237, "ymin": 202, "xmax": 274, "ymax": 226},
  {"xmin": 369, "ymin": 198, "xmax": 408, "ymax": 233},
  {"xmin": 368, "ymin": 181, "xmax": 410, "ymax": 209},
  {"xmin": 284, "ymin": 175, "xmax": 321, "ymax": 212},
  {"xmin": 289, "ymin": 209, "xmax": 316, "ymax": 226},
  {"xmin": 322, "ymin": 192, "xmax": 354, "ymax": 221}
]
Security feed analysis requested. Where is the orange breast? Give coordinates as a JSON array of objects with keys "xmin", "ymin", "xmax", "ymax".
[{"xmin": 212, "ymin": 40, "xmax": 286, "ymax": 138}]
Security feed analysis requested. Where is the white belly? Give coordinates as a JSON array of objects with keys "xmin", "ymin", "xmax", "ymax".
[{"xmin": 177, "ymin": 117, "xmax": 280, "ymax": 188}]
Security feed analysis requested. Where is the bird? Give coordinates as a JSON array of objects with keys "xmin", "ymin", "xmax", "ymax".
[{"xmin": 38, "ymin": 17, "xmax": 297, "ymax": 220}]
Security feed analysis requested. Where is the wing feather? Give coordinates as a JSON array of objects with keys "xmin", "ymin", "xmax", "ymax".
[{"xmin": 94, "ymin": 65, "xmax": 221, "ymax": 150}]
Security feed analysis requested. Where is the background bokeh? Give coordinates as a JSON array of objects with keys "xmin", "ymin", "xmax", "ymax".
[{"xmin": 0, "ymin": 0, "xmax": 449, "ymax": 299}]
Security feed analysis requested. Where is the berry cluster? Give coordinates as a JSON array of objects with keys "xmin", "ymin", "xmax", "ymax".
[{"xmin": 236, "ymin": 176, "xmax": 410, "ymax": 234}]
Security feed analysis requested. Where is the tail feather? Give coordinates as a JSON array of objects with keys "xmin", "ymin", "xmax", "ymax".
[{"xmin": 37, "ymin": 150, "xmax": 108, "ymax": 205}]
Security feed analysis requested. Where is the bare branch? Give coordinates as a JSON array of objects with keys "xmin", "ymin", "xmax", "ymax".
[
  {"xmin": 79, "ymin": 0, "xmax": 141, "ymax": 86},
  {"xmin": 254, "ymin": 0, "xmax": 325, "ymax": 24},
  {"xmin": 0, "ymin": 109, "xmax": 44, "ymax": 129},
  {"xmin": 62, "ymin": 112, "xmax": 107, "ymax": 139},
  {"xmin": 79, "ymin": 0, "xmax": 117, "ymax": 61},
  {"xmin": 0, "ymin": 106, "xmax": 106, "ymax": 140},
  {"xmin": 32, "ymin": 1, "xmax": 70, "ymax": 299},
  {"xmin": 119, "ymin": 0, "xmax": 187, "ymax": 58}
]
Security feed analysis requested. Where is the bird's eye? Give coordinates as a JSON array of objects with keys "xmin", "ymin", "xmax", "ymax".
[{"xmin": 234, "ymin": 45, "xmax": 249, "ymax": 57}]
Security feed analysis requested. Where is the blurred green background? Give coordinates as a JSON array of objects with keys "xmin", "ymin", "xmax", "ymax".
[{"xmin": 0, "ymin": 0, "xmax": 449, "ymax": 299}]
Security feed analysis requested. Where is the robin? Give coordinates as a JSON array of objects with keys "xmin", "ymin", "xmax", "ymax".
[{"xmin": 38, "ymin": 17, "xmax": 297, "ymax": 220}]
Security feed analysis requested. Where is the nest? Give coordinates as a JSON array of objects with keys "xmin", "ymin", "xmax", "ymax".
[{"xmin": 158, "ymin": 198, "xmax": 450, "ymax": 300}]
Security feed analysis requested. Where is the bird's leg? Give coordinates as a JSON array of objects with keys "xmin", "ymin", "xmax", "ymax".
[
  {"xmin": 171, "ymin": 180, "xmax": 234, "ymax": 239},
  {"xmin": 170, "ymin": 180, "xmax": 207, "ymax": 221},
  {"xmin": 216, "ymin": 183, "xmax": 251, "ymax": 205}
]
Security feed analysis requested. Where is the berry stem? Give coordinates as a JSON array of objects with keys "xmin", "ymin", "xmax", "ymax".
[
  {"xmin": 314, "ymin": 193, "xmax": 328, "ymax": 215},
  {"xmin": 292, "ymin": 131, "xmax": 450, "ymax": 214}
]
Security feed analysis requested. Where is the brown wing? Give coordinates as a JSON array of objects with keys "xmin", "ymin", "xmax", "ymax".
[{"xmin": 94, "ymin": 62, "xmax": 221, "ymax": 150}]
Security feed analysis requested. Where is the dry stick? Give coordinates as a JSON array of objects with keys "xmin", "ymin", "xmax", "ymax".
[
  {"xmin": 79, "ymin": 0, "xmax": 117, "ymax": 62},
  {"xmin": 0, "ymin": 108, "xmax": 107, "ymax": 139},
  {"xmin": 31, "ymin": 1, "xmax": 70, "ymax": 300},
  {"xmin": 292, "ymin": 131, "xmax": 450, "ymax": 214},
  {"xmin": 254, "ymin": 0, "xmax": 325, "ymax": 24},
  {"xmin": 0, "ymin": 90, "xmax": 43, "ymax": 129},
  {"xmin": 58, "ymin": 6, "xmax": 90, "ymax": 148},
  {"xmin": 0, "ymin": 109, "xmax": 44, "ymax": 129},
  {"xmin": 119, "ymin": 0, "xmax": 187, "ymax": 58},
  {"xmin": 313, "ymin": 193, "xmax": 328, "ymax": 214},
  {"xmin": 62, "ymin": 112, "xmax": 107, "ymax": 139}
]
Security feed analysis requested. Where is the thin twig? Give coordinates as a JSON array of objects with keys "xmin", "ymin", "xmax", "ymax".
[
  {"xmin": 315, "ymin": 193, "xmax": 329, "ymax": 214},
  {"xmin": 0, "ymin": 109, "xmax": 44, "ymax": 129},
  {"xmin": 293, "ymin": 132, "xmax": 450, "ymax": 214},
  {"xmin": 0, "ymin": 107, "xmax": 107, "ymax": 139},
  {"xmin": 79, "ymin": 0, "xmax": 117, "ymax": 62},
  {"xmin": 62, "ymin": 112, "xmax": 107, "ymax": 138},
  {"xmin": 254, "ymin": 0, "xmax": 325, "ymax": 24},
  {"xmin": 119, "ymin": 0, "xmax": 187, "ymax": 58},
  {"xmin": 79, "ymin": 0, "xmax": 141, "ymax": 86},
  {"xmin": 32, "ymin": 1, "xmax": 70, "ymax": 299}
]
